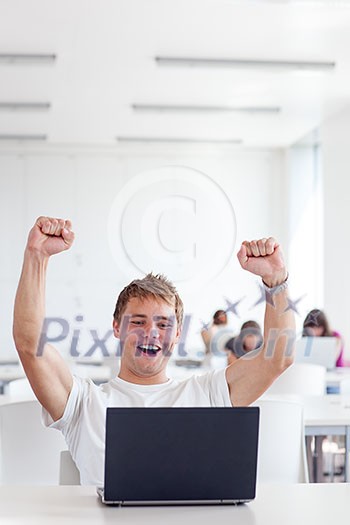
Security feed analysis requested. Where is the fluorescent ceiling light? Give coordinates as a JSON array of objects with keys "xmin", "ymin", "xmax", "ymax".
[
  {"xmin": 0, "ymin": 134, "xmax": 47, "ymax": 141},
  {"xmin": 116, "ymin": 136, "xmax": 242, "ymax": 144},
  {"xmin": 132, "ymin": 104, "xmax": 280, "ymax": 114},
  {"xmin": 155, "ymin": 57, "xmax": 336, "ymax": 71},
  {"xmin": 0, "ymin": 54, "xmax": 56, "ymax": 64},
  {"xmin": 253, "ymin": 1, "xmax": 350, "ymax": 4},
  {"xmin": 0, "ymin": 102, "xmax": 51, "ymax": 111}
]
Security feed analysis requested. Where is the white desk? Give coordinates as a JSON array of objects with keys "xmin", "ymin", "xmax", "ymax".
[
  {"xmin": 0, "ymin": 484, "xmax": 348, "ymax": 524},
  {"xmin": 69, "ymin": 364, "xmax": 112, "ymax": 384},
  {"xmin": 0, "ymin": 365, "xmax": 25, "ymax": 394},
  {"xmin": 297, "ymin": 395, "xmax": 350, "ymax": 482},
  {"xmin": 304, "ymin": 395, "xmax": 350, "ymax": 425},
  {"xmin": 0, "ymin": 363, "xmax": 112, "ymax": 395},
  {"xmin": 260, "ymin": 394, "xmax": 350, "ymax": 482},
  {"xmin": 326, "ymin": 368, "xmax": 350, "ymax": 390}
]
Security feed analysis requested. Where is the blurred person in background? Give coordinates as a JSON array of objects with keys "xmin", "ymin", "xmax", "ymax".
[
  {"xmin": 225, "ymin": 320, "xmax": 263, "ymax": 366},
  {"xmin": 303, "ymin": 309, "xmax": 346, "ymax": 367},
  {"xmin": 201, "ymin": 310, "xmax": 233, "ymax": 356}
]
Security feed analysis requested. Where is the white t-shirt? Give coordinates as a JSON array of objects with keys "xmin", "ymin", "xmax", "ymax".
[{"xmin": 43, "ymin": 368, "xmax": 232, "ymax": 486}]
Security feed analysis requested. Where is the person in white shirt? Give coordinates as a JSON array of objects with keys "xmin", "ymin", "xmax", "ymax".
[
  {"xmin": 13, "ymin": 216, "xmax": 295, "ymax": 485},
  {"xmin": 200, "ymin": 309, "xmax": 231, "ymax": 355}
]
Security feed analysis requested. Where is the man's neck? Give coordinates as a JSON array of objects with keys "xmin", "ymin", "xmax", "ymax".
[{"xmin": 118, "ymin": 368, "xmax": 169, "ymax": 385}]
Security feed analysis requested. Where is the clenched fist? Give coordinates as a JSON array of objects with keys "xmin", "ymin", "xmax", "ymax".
[
  {"xmin": 237, "ymin": 237, "xmax": 287, "ymax": 288},
  {"xmin": 26, "ymin": 216, "xmax": 75, "ymax": 258}
]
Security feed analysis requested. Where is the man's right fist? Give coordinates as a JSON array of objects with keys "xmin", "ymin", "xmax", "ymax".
[{"xmin": 27, "ymin": 216, "xmax": 75, "ymax": 257}]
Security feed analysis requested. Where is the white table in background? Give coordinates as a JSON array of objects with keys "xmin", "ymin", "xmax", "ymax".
[
  {"xmin": 0, "ymin": 484, "xmax": 348, "ymax": 525},
  {"xmin": 0, "ymin": 394, "xmax": 34, "ymax": 405},
  {"xmin": 0, "ymin": 362, "xmax": 113, "ymax": 395},
  {"xmin": 0, "ymin": 364, "xmax": 25, "ymax": 394},
  {"xmin": 302, "ymin": 395, "xmax": 350, "ymax": 481},
  {"xmin": 261, "ymin": 394, "xmax": 350, "ymax": 482},
  {"xmin": 69, "ymin": 364, "xmax": 112, "ymax": 384},
  {"xmin": 326, "ymin": 368, "xmax": 350, "ymax": 392}
]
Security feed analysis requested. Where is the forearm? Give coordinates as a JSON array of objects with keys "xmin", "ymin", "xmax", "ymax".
[
  {"xmin": 201, "ymin": 330, "xmax": 210, "ymax": 346},
  {"xmin": 227, "ymin": 238, "xmax": 295, "ymax": 406},
  {"xmin": 262, "ymin": 288, "xmax": 295, "ymax": 373},
  {"xmin": 226, "ymin": 290, "xmax": 295, "ymax": 406},
  {"xmin": 13, "ymin": 249, "xmax": 49, "ymax": 354}
]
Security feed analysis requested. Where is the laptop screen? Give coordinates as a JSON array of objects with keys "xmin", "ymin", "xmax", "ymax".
[
  {"xmin": 104, "ymin": 407, "xmax": 259, "ymax": 504},
  {"xmin": 295, "ymin": 337, "xmax": 340, "ymax": 370}
]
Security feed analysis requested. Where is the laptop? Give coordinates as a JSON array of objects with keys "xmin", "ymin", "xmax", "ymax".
[
  {"xmin": 295, "ymin": 337, "xmax": 340, "ymax": 370},
  {"xmin": 98, "ymin": 407, "xmax": 260, "ymax": 506}
]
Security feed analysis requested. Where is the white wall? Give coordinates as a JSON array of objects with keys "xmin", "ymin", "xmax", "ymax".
[
  {"xmin": 321, "ymin": 108, "xmax": 350, "ymax": 360},
  {"xmin": 285, "ymin": 143, "xmax": 323, "ymax": 336},
  {"xmin": 0, "ymin": 145, "xmax": 285, "ymax": 359}
]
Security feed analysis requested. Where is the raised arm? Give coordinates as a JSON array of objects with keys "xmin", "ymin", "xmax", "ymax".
[
  {"xmin": 13, "ymin": 216, "xmax": 75, "ymax": 421},
  {"xmin": 226, "ymin": 237, "xmax": 295, "ymax": 406}
]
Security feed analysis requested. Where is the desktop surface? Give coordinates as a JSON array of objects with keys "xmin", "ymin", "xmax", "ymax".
[{"xmin": 0, "ymin": 484, "xmax": 349, "ymax": 524}]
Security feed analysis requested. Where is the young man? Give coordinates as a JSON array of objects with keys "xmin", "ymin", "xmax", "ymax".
[{"xmin": 13, "ymin": 216, "xmax": 295, "ymax": 485}]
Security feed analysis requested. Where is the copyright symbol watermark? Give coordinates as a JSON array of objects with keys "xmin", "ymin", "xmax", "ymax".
[{"xmin": 108, "ymin": 165, "xmax": 236, "ymax": 287}]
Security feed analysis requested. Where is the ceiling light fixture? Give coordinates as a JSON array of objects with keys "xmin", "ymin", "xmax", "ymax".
[
  {"xmin": 0, "ymin": 134, "xmax": 47, "ymax": 141},
  {"xmin": 116, "ymin": 136, "xmax": 242, "ymax": 144},
  {"xmin": 0, "ymin": 102, "xmax": 51, "ymax": 111},
  {"xmin": 155, "ymin": 57, "xmax": 336, "ymax": 71},
  {"xmin": 132, "ymin": 104, "xmax": 280, "ymax": 113},
  {"xmin": 253, "ymin": 1, "xmax": 350, "ymax": 4},
  {"xmin": 0, "ymin": 53, "xmax": 56, "ymax": 64}
]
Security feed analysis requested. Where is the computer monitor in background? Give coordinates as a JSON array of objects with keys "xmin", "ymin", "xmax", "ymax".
[{"xmin": 295, "ymin": 337, "xmax": 340, "ymax": 370}]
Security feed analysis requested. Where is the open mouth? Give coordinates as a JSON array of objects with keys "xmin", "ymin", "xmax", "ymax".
[{"xmin": 137, "ymin": 344, "xmax": 162, "ymax": 356}]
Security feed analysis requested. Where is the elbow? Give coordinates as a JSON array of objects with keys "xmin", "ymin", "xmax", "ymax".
[
  {"xmin": 271, "ymin": 353, "xmax": 294, "ymax": 382},
  {"xmin": 13, "ymin": 314, "xmax": 41, "ymax": 352},
  {"xmin": 283, "ymin": 337, "xmax": 296, "ymax": 370},
  {"xmin": 266, "ymin": 346, "xmax": 294, "ymax": 383},
  {"xmin": 13, "ymin": 339, "xmax": 35, "ymax": 357},
  {"xmin": 280, "ymin": 354, "xmax": 294, "ymax": 373},
  {"xmin": 266, "ymin": 331, "xmax": 295, "ymax": 376},
  {"xmin": 13, "ymin": 327, "xmax": 38, "ymax": 357}
]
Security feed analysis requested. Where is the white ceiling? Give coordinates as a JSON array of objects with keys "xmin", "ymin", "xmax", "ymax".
[{"xmin": 1, "ymin": 0, "xmax": 350, "ymax": 148}]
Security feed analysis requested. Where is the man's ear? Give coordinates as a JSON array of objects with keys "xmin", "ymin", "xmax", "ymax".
[
  {"xmin": 113, "ymin": 319, "xmax": 120, "ymax": 339},
  {"xmin": 174, "ymin": 328, "xmax": 181, "ymax": 344}
]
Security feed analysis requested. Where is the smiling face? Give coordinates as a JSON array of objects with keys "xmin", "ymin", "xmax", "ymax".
[{"xmin": 113, "ymin": 296, "xmax": 180, "ymax": 384}]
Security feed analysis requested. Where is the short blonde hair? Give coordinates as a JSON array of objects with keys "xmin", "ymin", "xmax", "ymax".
[{"xmin": 113, "ymin": 273, "xmax": 183, "ymax": 327}]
